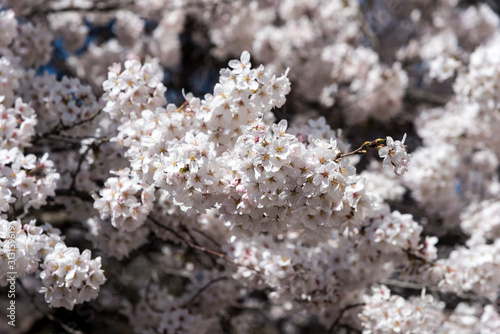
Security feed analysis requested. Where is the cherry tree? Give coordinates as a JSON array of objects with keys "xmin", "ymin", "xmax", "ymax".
[{"xmin": 1, "ymin": 1, "xmax": 500, "ymax": 333}]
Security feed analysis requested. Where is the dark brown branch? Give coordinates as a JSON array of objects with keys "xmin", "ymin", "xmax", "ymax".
[
  {"xmin": 42, "ymin": 1, "xmax": 134, "ymax": 14},
  {"xmin": 147, "ymin": 216, "xmax": 245, "ymax": 269},
  {"xmin": 192, "ymin": 227, "xmax": 222, "ymax": 248},
  {"xmin": 180, "ymin": 222, "xmax": 200, "ymax": 245},
  {"xmin": 328, "ymin": 303, "xmax": 365, "ymax": 334},
  {"xmin": 179, "ymin": 223, "xmax": 220, "ymax": 268},
  {"xmin": 405, "ymin": 87, "xmax": 451, "ymax": 106},
  {"xmin": 34, "ymin": 109, "xmax": 104, "ymax": 142},
  {"xmin": 184, "ymin": 276, "xmax": 229, "ymax": 307},
  {"xmin": 70, "ymin": 144, "xmax": 93, "ymax": 191},
  {"xmin": 18, "ymin": 279, "xmax": 85, "ymax": 334},
  {"xmin": 55, "ymin": 188, "xmax": 94, "ymax": 202},
  {"xmin": 334, "ymin": 138, "xmax": 386, "ymax": 162},
  {"xmin": 405, "ymin": 248, "xmax": 436, "ymax": 267}
]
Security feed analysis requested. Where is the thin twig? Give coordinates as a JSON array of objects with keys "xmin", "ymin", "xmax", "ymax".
[
  {"xmin": 358, "ymin": 1, "xmax": 382, "ymax": 54},
  {"xmin": 405, "ymin": 249, "xmax": 436, "ymax": 266},
  {"xmin": 179, "ymin": 223, "xmax": 220, "ymax": 267},
  {"xmin": 328, "ymin": 303, "xmax": 365, "ymax": 334},
  {"xmin": 192, "ymin": 227, "xmax": 222, "ymax": 248},
  {"xmin": 42, "ymin": 1, "xmax": 134, "ymax": 14},
  {"xmin": 55, "ymin": 188, "xmax": 94, "ymax": 202},
  {"xmin": 381, "ymin": 279, "xmax": 426, "ymax": 290},
  {"xmin": 184, "ymin": 276, "xmax": 229, "ymax": 307},
  {"xmin": 148, "ymin": 216, "xmax": 250, "ymax": 270},
  {"xmin": 70, "ymin": 144, "xmax": 93, "ymax": 191},
  {"xmin": 18, "ymin": 280, "xmax": 85, "ymax": 334},
  {"xmin": 45, "ymin": 133, "xmax": 108, "ymax": 142},
  {"xmin": 405, "ymin": 87, "xmax": 451, "ymax": 106},
  {"xmin": 180, "ymin": 222, "xmax": 200, "ymax": 245},
  {"xmin": 34, "ymin": 108, "xmax": 104, "ymax": 142},
  {"xmin": 46, "ymin": 313, "xmax": 85, "ymax": 334},
  {"xmin": 334, "ymin": 138, "xmax": 386, "ymax": 162}
]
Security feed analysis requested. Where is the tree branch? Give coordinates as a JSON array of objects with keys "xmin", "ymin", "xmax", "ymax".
[
  {"xmin": 184, "ymin": 276, "xmax": 229, "ymax": 307},
  {"xmin": 147, "ymin": 216, "xmax": 253, "ymax": 271},
  {"xmin": 328, "ymin": 303, "xmax": 365, "ymax": 334}
]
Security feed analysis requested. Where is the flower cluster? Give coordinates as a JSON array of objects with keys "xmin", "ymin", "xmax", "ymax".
[
  {"xmin": 17, "ymin": 71, "xmax": 102, "ymax": 135},
  {"xmin": 220, "ymin": 119, "xmax": 360, "ymax": 235},
  {"xmin": 0, "ymin": 220, "xmax": 61, "ymax": 285},
  {"xmin": 5, "ymin": 1, "xmax": 500, "ymax": 332},
  {"xmin": 454, "ymin": 35, "xmax": 500, "ymax": 111},
  {"xmin": 123, "ymin": 283, "xmax": 214, "ymax": 334},
  {"xmin": 102, "ymin": 59, "xmax": 166, "ymax": 120},
  {"xmin": 361, "ymin": 285, "xmax": 445, "ymax": 334},
  {"xmin": 39, "ymin": 242, "xmax": 105, "ymax": 310},
  {"xmin": 461, "ymin": 199, "xmax": 500, "ymax": 243},
  {"xmin": 440, "ymin": 303, "xmax": 500, "ymax": 333},
  {"xmin": 48, "ymin": 12, "xmax": 88, "ymax": 52},
  {"xmin": 403, "ymin": 142, "xmax": 461, "ymax": 226},
  {"xmin": 0, "ymin": 10, "xmax": 17, "ymax": 48},
  {"xmin": 223, "ymin": 203, "xmax": 434, "ymax": 323},
  {"xmin": 321, "ymin": 44, "xmax": 409, "ymax": 124},
  {"xmin": 360, "ymin": 161, "xmax": 406, "ymax": 202},
  {"xmin": 0, "ymin": 97, "xmax": 36, "ymax": 150},
  {"xmin": 431, "ymin": 240, "xmax": 500, "ymax": 301},
  {"xmin": 0, "ymin": 148, "xmax": 59, "ymax": 211},
  {"xmin": 84, "ymin": 216, "xmax": 150, "ymax": 260},
  {"xmin": 97, "ymin": 52, "xmax": 296, "ymax": 232},
  {"xmin": 93, "ymin": 169, "xmax": 155, "ymax": 231},
  {"xmin": 378, "ymin": 134, "xmax": 410, "ymax": 176},
  {"xmin": 0, "ymin": 220, "xmax": 105, "ymax": 311}
]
